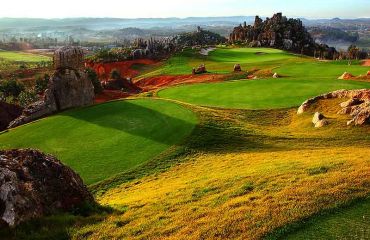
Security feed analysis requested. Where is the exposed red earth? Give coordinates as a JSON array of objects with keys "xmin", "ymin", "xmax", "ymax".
[
  {"xmin": 86, "ymin": 59, "xmax": 157, "ymax": 80},
  {"xmin": 94, "ymin": 90, "xmax": 132, "ymax": 104},
  {"xmin": 362, "ymin": 59, "xmax": 370, "ymax": 67},
  {"xmin": 135, "ymin": 74, "xmax": 226, "ymax": 91}
]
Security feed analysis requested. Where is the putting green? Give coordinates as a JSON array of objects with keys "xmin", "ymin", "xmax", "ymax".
[
  {"xmin": 0, "ymin": 99, "xmax": 197, "ymax": 184},
  {"xmin": 158, "ymin": 78, "xmax": 370, "ymax": 109},
  {"xmin": 141, "ymin": 47, "xmax": 301, "ymax": 77}
]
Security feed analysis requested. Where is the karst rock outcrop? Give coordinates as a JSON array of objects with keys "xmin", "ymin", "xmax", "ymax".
[
  {"xmin": 297, "ymin": 89, "xmax": 370, "ymax": 126},
  {"xmin": 0, "ymin": 149, "xmax": 93, "ymax": 227},
  {"xmin": 229, "ymin": 13, "xmax": 336, "ymax": 57},
  {"xmin": 8, "ymin": 46, "xmax": 94, "ymax": 128}
]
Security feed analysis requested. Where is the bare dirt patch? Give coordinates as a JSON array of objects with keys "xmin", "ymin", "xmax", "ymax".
[
  {"xmin": 135, "ymin": 74, "xmax": 226, "ymax": 91},
  {"xmin": 361, "ymin": 59, "xmax": 370, "ymax": 67},
  {"xmin": 86, "ymin": 59, "xmax": 157, "ymax": 80},
  {"xmin": 94, "ymin": 90, "xmax": 131, "ymax": 104}
]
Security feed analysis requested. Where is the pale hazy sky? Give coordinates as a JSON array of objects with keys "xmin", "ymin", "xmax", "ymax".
[{"xmin": 0, "ymin": 0, "xmax": 369, "ymax": 19}]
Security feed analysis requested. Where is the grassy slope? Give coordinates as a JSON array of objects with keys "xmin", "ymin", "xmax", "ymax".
[
  {"xmin": 156, "ymin": 47, "xmax": 370, "ymax": 109},
  {"xmin": 140, "ymin": 47, "xmax": 296, "ymax": 77},
  {"xmin": 2, "ymin": 47, "xmax": 370, "ymax": 239},
  {"xmin": 282, "ymin": 198, "xmax": 370, "ymax": 240},
  {"xmin": 159, "ymin": 78, "xmax": 370, "ymax": 109},
  {"xmin": 0, "ymin": 51, "xmax": 51, "ymax": 62},
  {"xmin": 0, "ymin": 99, "xmax": 197, "ymax": 184},
  {"xmin": 70, "ymin": 102, "xmax": 370, "ymax": 240}
]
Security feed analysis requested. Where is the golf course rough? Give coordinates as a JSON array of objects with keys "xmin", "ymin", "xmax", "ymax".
[{"xmin": 0, "ymin": 99, "xmax": 198, "ymax": 184}]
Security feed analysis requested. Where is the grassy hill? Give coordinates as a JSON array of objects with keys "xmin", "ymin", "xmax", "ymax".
[
  {"xmin": 1, "ymin": 47, "xmax": 370, "ymax": 239},
  {"xmin": 0, "ymin": 99, "xmax": 197, "ymax": 184}
]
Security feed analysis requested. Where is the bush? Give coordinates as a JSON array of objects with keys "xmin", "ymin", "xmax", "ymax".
[
  {"xmin": 0, "ymin": 79, "xmax": 25, "ymax": 98},
  {"xmin": 18, "ymin": 90, "xmax": 38, "ymax": 107},
  {"xmin": 110, "ymin": 69, "xmax": 121, "ymax": 80},
  {"xmin": 35, "ymin": 74, "xmax": 50, "ymax": 94},
  {"xmin": 86, "ymin": 68, "xmax": 103, "ymax": 94}
]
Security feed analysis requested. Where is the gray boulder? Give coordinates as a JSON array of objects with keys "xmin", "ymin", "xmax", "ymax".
[{"xmin": 0, "ymin": 149, "xmax": 93, "ymax": 227}]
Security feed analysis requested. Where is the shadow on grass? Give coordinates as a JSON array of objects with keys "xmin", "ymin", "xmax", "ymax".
[
  {"xmin": 0, "ymin": 203, "xmax": 118, "ymax": 240},
  {"xmin": 59, "ymin": 100, "xmax": 196, "ymax": 145}
]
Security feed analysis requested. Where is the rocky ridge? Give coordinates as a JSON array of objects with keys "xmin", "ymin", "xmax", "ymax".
[{"xmin": 297, "ymin": 89, "xmax": 370, "ymax": 126}]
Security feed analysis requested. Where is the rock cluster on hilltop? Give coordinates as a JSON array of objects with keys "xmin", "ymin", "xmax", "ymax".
[
  {"xmin": 9, "ymin": 46, "xmax": 95, "ymax": 128},
  {"xmin": 174, "ymin": 26, "xmax": 227, "ymax": 47},
  {"xmin": 229, "ymin": 13, "xmax": 336, "ymax": 57},
  {"xmin": 297, "ymin": 89, "xmax": 370, "ymax": 126},
  {"xmin": 0, "ymin": 102, "xmax": 22, "ymax": 131},
  {"xmin": 0, "ymin": 149, "xmax": 93, "ymax": 227}
]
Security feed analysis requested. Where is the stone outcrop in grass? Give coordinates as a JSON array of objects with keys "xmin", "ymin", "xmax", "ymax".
[
  {"xmin": 9, "ymin": 47, "xmax": 94, "ymax": 128},
  {"xmin": 234, "ymin": 64, "xmax": 242, "ymax": 72},
  {"xmin": 192, "ymin": 64, "xmax": 207, "ymax": 74},
  {"xmin": 312, "ymin": 112, "xmax": 328, "ymax": 128},
  {"xmin": 338, "ymin": 72, "xmax": 354, "ymax": 80},
  {"xmin": 298, "ymin": 89, "xmax": 370, "ymax": 126},
  {"xmin": 0, "ymin": 149, "xmax": 93, "ymax": 227}
]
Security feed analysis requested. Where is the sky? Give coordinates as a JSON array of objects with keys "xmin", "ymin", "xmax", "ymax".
[{"xmin": 0, "ymin": 0, "xmax": 369, "ymax": 19}]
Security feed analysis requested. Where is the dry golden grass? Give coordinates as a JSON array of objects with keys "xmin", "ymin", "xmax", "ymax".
[{"xmin": 70, "ymin": 99, "xmax": 370, "ymax": 240}]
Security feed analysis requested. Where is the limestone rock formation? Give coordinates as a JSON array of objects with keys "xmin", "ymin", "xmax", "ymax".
[
  {"xmin": 297, "ymin": 89, "xmax": 370, "ymax": 126},
  {"xmin": 272, "ymin": 73, "xmax": 280, "ymax": 78},
  {"xmin": 193, "ymin": 64, "xmax": 207, "ymax": 74},
  {"xmin": 234, "ymin": 64, "xmax": 242, "ymax": 72},
  {"xmin": 338, "ymin": 72, "xmax": 354, "ymax": 80},
  {"xmin": 0, "ymin": 149, "xmax": 93, "ymax": 227},
  {"xmin": 312, "ymin": 112, "xmax": 325, "ymax": 124},
  {"xmin": 229, "ymin": 13, "xmax": 335, "ymax": 57},
  {"xmin": 312, "ymin": 112, "xmax": 328, "ymax": 128},
  {"xmin": 0, "ymin": 102, "xmax": 22, "ymax": 131},
  {"xmin": 9, "ymin": 47, "xmax": 94, "ymax": 128}
]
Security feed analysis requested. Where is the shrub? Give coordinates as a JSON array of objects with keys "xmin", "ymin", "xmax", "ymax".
[
  {"xmin": 35, "ymin": 74, "xmax": 50, "ymax": 94},
  {"xmin": 18, "ymin": 90, "xmax": 38, "ymax": 107},
  {"xmin": 0, "ymin": 79, "xmax": 25, "ymax": 98},
  {"xmin": 86, "ymin": 68, "xmax": 103, "ymax": 94},
  {"xmin": 110, "ymin": 69, "xmax": 121, "ymax": 80}
]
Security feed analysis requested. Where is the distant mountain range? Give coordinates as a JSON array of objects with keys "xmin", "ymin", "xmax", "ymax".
[
  {"xmin": 0, "ymin": 16, "xmax": 369, "ymax": 50},
  {"xmin": 0, "ymin": 16, "xmax": 368, "ymax": 30}
]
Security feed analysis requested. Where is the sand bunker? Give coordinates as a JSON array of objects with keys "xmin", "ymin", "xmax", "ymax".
[{"xmin": 200, "ymin": 47, "xmax": 216, "ymax": 56}]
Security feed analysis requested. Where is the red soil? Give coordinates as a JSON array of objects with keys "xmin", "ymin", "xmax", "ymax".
[
  {"xmin": 86, "ymin": 59, "xmax": 156, "ymax": 80},
  {"xmin": 362, "ymin": 59, "xmax": 370, "ymax": 67},
  {"xmin": 94, "ymin": 90, "xmax": 132, "ymax": 104},
  {"xmin": 135, "ymin": 74, "xmax": 226, "ymax": 92}
]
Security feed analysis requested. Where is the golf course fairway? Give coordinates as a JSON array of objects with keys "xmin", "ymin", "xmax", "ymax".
[{"xmin": 0, "ymin": 99, "xmax": 197, "ymax": 184}]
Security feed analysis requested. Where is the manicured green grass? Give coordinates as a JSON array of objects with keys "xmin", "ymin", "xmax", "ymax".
[
  {"xmin": 156, "ymin": 47, "xmax": 370, "ymax": 109},
  {"xmin": 159, "ymin": 78, "xmax": 370, "ymax": 109},
  {"xmin": 282, "ymin": 198, "xmax": 370, "ymax": 240},
  {"xmin": 0, "ymin": 99, "xmax": 197, "ymax": 184},
  {"xmin": 140, "ymin": 47, "xmax": 301, "ymax": 77},
  {"xmin": 0, "ymin": 50, "xmax": 51, "ymax": 63}
]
